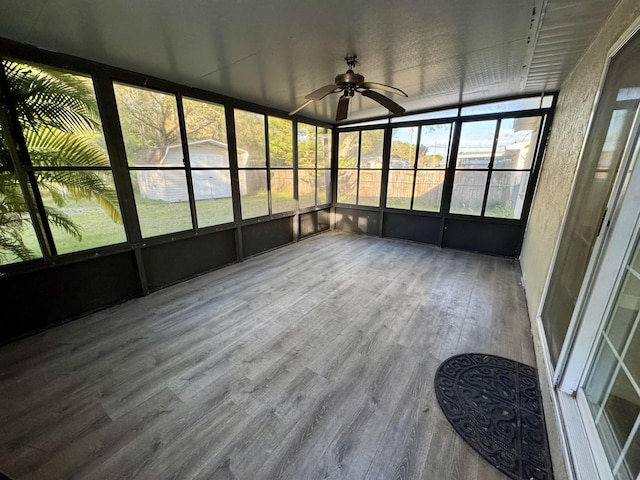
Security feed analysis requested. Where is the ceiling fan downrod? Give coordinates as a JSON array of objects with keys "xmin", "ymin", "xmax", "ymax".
[{"xmin": 345, "ymin": 55, "xmax": 359, "ymax": 69}]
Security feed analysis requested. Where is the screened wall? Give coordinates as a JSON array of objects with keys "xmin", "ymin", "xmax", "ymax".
[
  {"xmin": 0, "ymin": 62, "xmax": 332, "ymax": 255},
  {"xmin": 335, "ymin": 96, "xmax": 554, "ymax": 256},
  {"xmin": 0, "ymin": 38, "xmax": 555, "ymax": 342},
  {"xmin": 0, "ymin": 42, "xmax": 333, "ymax": 341}
]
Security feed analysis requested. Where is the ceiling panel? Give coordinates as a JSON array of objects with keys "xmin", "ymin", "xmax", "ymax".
[
  {"xmin": 525, "ymin": 0, "xmax": 620, "ymax": 92},
  {"xmin": 0, "ymin": 0, "xmax": 619, "ymax": 123}
]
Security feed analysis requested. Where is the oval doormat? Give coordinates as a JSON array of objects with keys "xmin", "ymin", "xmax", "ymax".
[{"xmin": 434, "ymin": 353, "xmax": 554, "ymax": 480}]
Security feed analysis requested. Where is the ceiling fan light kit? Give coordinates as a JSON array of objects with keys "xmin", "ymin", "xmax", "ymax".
[{"xmin": 289, "ymin": 55, "xmax": 407, "ymax": 121}]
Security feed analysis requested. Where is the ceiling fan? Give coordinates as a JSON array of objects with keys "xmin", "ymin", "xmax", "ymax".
[{"xmin": 289, "ymin": 55, "xmax": 407, "ymax": 121}]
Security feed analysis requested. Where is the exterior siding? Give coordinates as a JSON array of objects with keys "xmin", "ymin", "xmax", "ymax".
[{"xmin": 136, "ymin": 141, "xmax": 234, "ymax": 202}]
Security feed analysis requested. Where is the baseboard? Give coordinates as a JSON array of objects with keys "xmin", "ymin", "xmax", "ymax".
[{"xmin": 531, "ymin": 315, "xmax": 574, "ymax": 480}]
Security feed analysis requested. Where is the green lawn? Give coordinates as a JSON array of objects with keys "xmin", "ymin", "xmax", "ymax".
[
  {"xmin": 2, "ymin": 194, "xmax": 277, "ymax": 264},
  {"xmin": 2, "ymin": 187, "xmax": 332, "ymax": 265},
  {"xmin": 386, "ymin": 196, "xmax": 411, "ymax": 210}
]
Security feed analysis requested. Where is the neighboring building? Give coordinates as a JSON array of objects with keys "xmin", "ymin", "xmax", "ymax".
[{"xmin": 134, "ymin": 140, "xmax": 249, "ymax": 202}]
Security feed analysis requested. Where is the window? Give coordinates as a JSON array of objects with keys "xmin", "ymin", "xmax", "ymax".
[
  {"xmin": 298, "ymin": 123, "xmax": 316, "ymax": 208},
  {"xmin": 234, "ymin": 111, "xmax": 297, "ymax": 219},
  {"xmin": 183, "ymin": 97, "xmax": 233, "ymax": 227},
  {"xmin": 115, "ymin": 83, "xmax": 192, "ymax": 238},
  {"xmin": 1, "ymin": 114, "xmax": 43, "ymax": 264},
  {"xmin": 585, "ymin": 239, "xmax": 640, "ymax": 478},
  {"xmin": 450, "ymin": 120, "xmax": 496, "ymax": 216},
  {"xmin": 298, "ymin": 123, "xmax": 332, "ymax": 208},
  {"xmin": 235, "ymin": 109, "xmax": 268, "ymax": 219},
  {"xmin": 450, "ymin": 117, "xmax": 540, "ymax": 219},
  {"xmin": 268, "ymin": 116, "xmax": 295, "ymax": 214},
  {"xmin": 0, "ymin": 169, "xmax": 42, "ymax": 265},
  {"xmin": 390, "ymin": 108, "xmax": 459, "ymax": 123},
  {"xmin": 460, "ymin": 96, "xmax": 553, "ymax": 116},
  {"xmin": 386, "ymin": 123, "xmax": 451, "ymax": 212},
  {"xmin": 0, "ymin": 60, "xmax": 125, "ymax": 264},
  {"xmin": 485, "ymin": 118, "xmax": 539, "ymax": 219},
  {"xmin": 337, "ymin": 129, "xmax": 384, "ymax": 206},
  {"xmin": 317, "ymin": 127, "xmax": 332, "ymax": 205}
]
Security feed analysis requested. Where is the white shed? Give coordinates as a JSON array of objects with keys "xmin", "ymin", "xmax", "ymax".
[{"xmin": 136, "ymin": 140, "xmax": 248, "ymax": 202}]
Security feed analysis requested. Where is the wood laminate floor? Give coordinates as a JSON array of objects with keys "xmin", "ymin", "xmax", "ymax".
[{"xmin": 0, "ymin": 232, "xmax": 537, "ymax": 480}]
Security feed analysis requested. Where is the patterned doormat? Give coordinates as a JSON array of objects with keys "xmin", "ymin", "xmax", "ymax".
[{"xmin": 434, "ymin": 353, "xmax": 554, "ymax": 480}]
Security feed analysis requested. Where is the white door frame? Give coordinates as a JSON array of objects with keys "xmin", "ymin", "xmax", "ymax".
[
  {"xmin": 534, "ymin": 17, "xmax": 640, "ymax": 386},
  {"xmin": 568, "ymin": 132, "xmax": 640, "ymax": 478},
  {"xmin": 531, "ymin": 16, "xmax": 640, "ymax": 480},
  {"xmin": 558, "ymin": 105, "xmax": 640, "ymax": 393}
]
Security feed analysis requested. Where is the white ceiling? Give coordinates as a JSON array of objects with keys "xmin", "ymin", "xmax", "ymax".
[{"xmin": 0, "ymin": 0, "xmax": 619, "ymax": 123}]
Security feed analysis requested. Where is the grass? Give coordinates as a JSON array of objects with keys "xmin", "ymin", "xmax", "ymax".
[
  {"xmin": 2, "ymin": 194, "xmax": 284, "ymax": 264},
  {"xmin": 2, "ymin": 189, "xmax": 318, "ymax": 264},
  {"xmin": 379, "ymin": 196, "xmax": 441, "ymax": 212},
  {"xmin": 485, "ymin": 202, "xmax": 516, "ymax": 219},
  {"xmin": 386, "ymin": 196, "xmax": 411, "ymax": 210},
  {"xmin": 3, "ymin": 188, "xmax": 504, "ymax": 266},
  {"xmin": 17, "ymin": 200, "xmax": 127, "ymax": 260}
]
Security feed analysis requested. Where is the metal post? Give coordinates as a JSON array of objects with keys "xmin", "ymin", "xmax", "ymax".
[
  {"xmin": 0, "ymin": 58, "xmax": 56, "ymax": 259},
  {"xmin": 225, "ymin": 105, "xmax": 244, "ymax": 261}
]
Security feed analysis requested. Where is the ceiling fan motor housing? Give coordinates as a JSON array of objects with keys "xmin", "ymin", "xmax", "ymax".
[{"xmin": 335, "ymin": 69, "xmax": 364, "ymax": 87}]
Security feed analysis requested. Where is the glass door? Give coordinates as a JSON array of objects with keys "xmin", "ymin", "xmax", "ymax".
[
  {"xmin": 561, "ymin": 116, "xmax": 640, "ymax": 479},
  {"xmin": 541, "ymin": 26, "xmax": 640, "ymax": 370},
  {"xmin": 550, "ymin": 20, "xmax": 640, "ymax": 480},
  {"xmin": 582, "ymin": 234, "xmax": 640, "ymax": 479}
]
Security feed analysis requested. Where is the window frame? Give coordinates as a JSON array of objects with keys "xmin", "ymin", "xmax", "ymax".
[
  {"xmin": 385, "ymin": 123, "xmax": 453, "ymax": 213},
  {"xmin": 449, "ymin": 116, "xmax": 542, "ymax": 220},
  {"xmin": 0, "ymin": 35, "xmax": 557, "ymax": 272},
  {"xmin": 114, "ymin": 82, "xmax": 197, "ymax": 238},
  {"xmin": 297, "ymin": 122, "xmax": 332, "ymax": 210},
  {"xmin": 334, "ymin": 106, "xmax": 553, "ymax": 256},
  {"xmin": 234, "ymin": 110, "xmax": 298, "ymax": 220},
  {"xmin": 337, "ymin": 128, "xmax": 385, "ymax": 208},
  {"xmin": 0, "ymin": 59, "xmax": 129, "ymax": 262},
  {"xmin": 267, "ymin": 115, "xmax": 296, "ymax": 215},
  {"xmin": 181, "ymin": 95, "xmax": 235, "ymax": 229}
]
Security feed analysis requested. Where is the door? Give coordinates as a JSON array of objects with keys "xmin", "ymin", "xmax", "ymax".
[
  {"xmin": 561, "ymin": 123, "xmax": 640, "ymax": 479},
  {"xmin": 541, "ymin": 25, "xmax": 640, "ymax": 370},
  {"xmin": 581, "ymin": 232, "xmax": 640, "ymax": 479}
]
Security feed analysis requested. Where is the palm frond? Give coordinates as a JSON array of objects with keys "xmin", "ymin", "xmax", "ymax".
[
  {"xmin": 0, "ymin": 235, "xmax": 36, "ymax": 263},
  {"xmin": 38, "ymin": 182, "xmax": 67, "ymax": 207},
  {"xmin": 24, "ymin": 128, "xmax": 110, "ymax": 168},
  {"xmin": 0, "ymin": 59, "xmax": 124, "ymax": 259},
  {"xmin": 3, "ymin": 61, "xmax": 100, "ymax": 134},
  {"xmin": 43, "ymin": 205, "xmax": 82, "ymax": 239},
  {"xmin": 0, "ymin": 202, "xmax": 30, "ymax": 227},
  {"xmin": 0, "ymin": 197, "xmax": 38, "ymax": 263},
  {"xmin": 21, "ymin": 128, "xmax": 122, "ymax": 223},
  {"xmin": 36, "ymin": 169, "xmax": 122, "ymax": 223}
]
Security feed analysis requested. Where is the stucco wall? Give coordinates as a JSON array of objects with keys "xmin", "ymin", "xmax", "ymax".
[{"xmin": 520, "ymin": 0, "xmax": 640, "ymax": 324}]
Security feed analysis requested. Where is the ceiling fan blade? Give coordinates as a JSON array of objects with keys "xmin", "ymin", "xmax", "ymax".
[
  {"xmin": 305, "ymin": 84, "xmax": 341, "ymax": 101},
  {"xmin": 362, "ymin": 82, "xmax": 408, "ymax": 97},
  {"xmin": 288, "ymin": 99, "xmax": 314, "ymax": 116},
  {"xmin": 336, "ymin": 95, "xmax": 350, "ymax": 121},
  {"xmin": 360, "ymin": 89, "xmax": 406, "ymax": 116}
]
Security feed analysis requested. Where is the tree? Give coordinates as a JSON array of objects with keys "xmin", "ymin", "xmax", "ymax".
[
  {"xmin": 0, "ymin": 60, "xmax": 121, "ymax": 263},
  {"xmin": 267, "ymin": 117, "xmax": 293, "ymax": 167},
  {"xmin": 390, "ymin": 140, "xmax": 416, "ymax": 164},
  {"xmin": 234, "ymin": 109, "xmax": 267, "ymax": 167},
  {"xmin": 114, "ymin": 84, "xmax": 181, "ymax": 160}
]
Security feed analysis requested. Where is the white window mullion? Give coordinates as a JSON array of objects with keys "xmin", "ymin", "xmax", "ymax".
[{"xmin": 613, "ymin": 414, "xmax": 640, "ymax": 477}]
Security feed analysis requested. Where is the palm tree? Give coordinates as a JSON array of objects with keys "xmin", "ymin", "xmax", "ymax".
[{"xmin": 0, "ymin": 60, "xmax": 122, "ymax": 263}]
